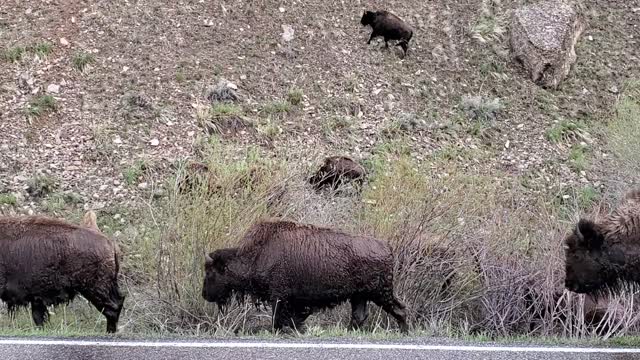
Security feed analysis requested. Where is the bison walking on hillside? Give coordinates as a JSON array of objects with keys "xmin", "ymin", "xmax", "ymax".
[
  {"xmin": 202, "ymin": 220, "xmax": 408, "ymax": 333},
  {"xmin": 361, "ymin": 10, "xmax": 414, "ymax": 57},
  {"xmin": 564, "ymin": 189, "xmax": 640, "ymax": 296},
  {"xmin": 0, "ymin": 211, "xmax": 125, "ymax": 333}
]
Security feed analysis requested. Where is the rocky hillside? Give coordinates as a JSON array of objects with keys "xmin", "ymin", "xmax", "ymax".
[{"xmin": 0, "ymin": 0, "xmax": 637, "ymax": 217}]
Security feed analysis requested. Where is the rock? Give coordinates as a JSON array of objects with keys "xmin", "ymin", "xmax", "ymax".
[
  {"xmin": 149, "ymin": 138, "xmax": 160, "ymax": 146},
  {"xmin": 60, "ymin": 38, "xmax": 70, "ymax": 46},
  {"xmin": 510, "ymin": 0, "xmax": 585, "ymax": 89},
  {"xmin": 207, "ymin": 78, "xmax": 240, "ymax": 102},
  {"xmin": 308, "ymin": 156, "xmax": 366, "ymax": 192},
  {"xmin": 282, "ymin": 24, "xmax": 295, "ymax": 42},
  {"xmin": 138, "ymin": 182, "xmax": 148, "ymax": 190},
  {"xmin": 46, "ymin": 84, "xmax": 60, "ymax": 94}
]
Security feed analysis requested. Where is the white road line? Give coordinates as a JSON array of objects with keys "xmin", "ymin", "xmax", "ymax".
[{"xmin": 0, "ymin": 339, "xmax": 639, "ymax": 353}]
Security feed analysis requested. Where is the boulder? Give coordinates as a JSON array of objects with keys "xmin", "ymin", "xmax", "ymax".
[{"xmin": 510, "ymin": 0, "xmax": 585, "ymax": 89}]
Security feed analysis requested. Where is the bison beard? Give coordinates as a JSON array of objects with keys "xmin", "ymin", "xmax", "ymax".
[
  {"xmin": 202, "ymin": 220, "xmax": 408, "ymax": 333},
  {"xmin": 0, "ymin": 214, "xmax": 125, "ymax": 333}
]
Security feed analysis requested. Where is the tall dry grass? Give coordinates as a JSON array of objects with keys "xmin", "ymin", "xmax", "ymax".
[{"xmin": 104, "ymin": 132, "xmax": 640, "ymax": 339}]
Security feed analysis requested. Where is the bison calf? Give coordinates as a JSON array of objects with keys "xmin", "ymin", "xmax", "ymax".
[
  {"xmin": 202, "ymin": 220, "xmax": 408, "ymax": 333},
  {"xmin": 0, "ymin": 211, "xmax": 125, "ymax": 333},
  {"xmin": 361, "ymin": 10, "xmax": 414, "ymax": 57},
  {"xmin": 308, "ymin": 156, "xmax": 366, "ymax": 192},
  {"xmin": 564, "ymin": 189, "xmax": 640, "ymax": 296}
]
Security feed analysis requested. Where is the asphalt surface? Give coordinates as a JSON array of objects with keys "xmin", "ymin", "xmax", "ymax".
[{"xmin": 2, "ymin": 338, "xmax": 640, "ymax": 360}]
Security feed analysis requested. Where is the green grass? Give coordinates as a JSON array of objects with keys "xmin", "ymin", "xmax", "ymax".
[
  {"xmin": 210, "ymin": 103, "xmax": 242, "ymax": 118},
  {"xmin": 607, "ymin": 81, "xmax": 640, "ymax": 175},
  {"xmin": 2, "ymin": 46, "xmax": 25, "ymax": 62},
  {"xmin": 123, "ymin": 160, "xmax": 147, "ymax": 186},
  {"xmin": 32, "ymin": 41, "xmax": 54, "ymax": 57},
  {"xmin": 72, "ymin": 51, "xmax": 95, "ymax": 72},
  {"xmin": 287, "ymin": 89, "xmax": 304, "ymax": 106},
  {"xmin": 261, "ymin": 101, "xmax": 291, "ymax": 114},
  {"xmin": 546, "ymin": 120, "xmax": 585, "ymax": 143},
  {"xmin": 26, "ymin": 174, "xmax": 59, "ymax": 198},
  {"xmin": 0, "ymin": 193, "xmax": 17, "ymax": 206},
  {"xmin": 568, "ymin": 144, "xmax": 589, "ymax": 173},
  {"xmin": 27, "ymin": 94, "xmax": 57, "ymax": 116}
]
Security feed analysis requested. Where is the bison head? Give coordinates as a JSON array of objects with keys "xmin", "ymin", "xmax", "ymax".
[
  {"xmin": 361, "ymin": 11, "xmax": 375, "ymax": 26},
  {"xmin": 564, "ymin": 219, "xmax": 624, "ymax": 295},
  {"xmin": 202, "ymin": 248, "xmax": 240, "ymax": 309}
]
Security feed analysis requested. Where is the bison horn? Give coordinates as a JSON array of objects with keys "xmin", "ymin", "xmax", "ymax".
[
  {"xmin": 205, "ymin": 253, "xmax": 213, "ymax": 264},
  {"xmin": 575, "ymin": 221, "xmax": 584, "ymax": 241}
]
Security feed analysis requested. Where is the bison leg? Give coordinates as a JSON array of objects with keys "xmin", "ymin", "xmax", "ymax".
[
  {"xmin": 81, "ymin": 283, "xmax": 125, "ymax": 333},
  {"xmin": 350, "ymin": 298, "xmax": 368, "ymax": 330},
  {"xmin": 374, "ymin": 296, "xmax": 408, "ymax": 334},
  {"xmin": 367, "ymin": 31, "xmax": 379, "ymax": 45},
  {"xmin": 31, "ymin": 301, "xmax": 49, "ymax": 328}
]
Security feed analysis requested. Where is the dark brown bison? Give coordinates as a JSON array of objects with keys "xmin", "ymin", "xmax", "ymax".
[
  {"xmin": 0, "ymin": 211, "xmax": 125, "ymax": 333},
  {"xmin": 361, "ymin": 10, "xmax": 414, "ymax": 57},
  {"xmin": 202, "ymin": 220, "xmax": 408, "ymax": 332},
  {"xmin": 564, "ymin": 189, "xmax": 640, "ymax": 296},
  {"xmin": 308, "ymin": 156, "xmax": 366, "ymax": 192}
]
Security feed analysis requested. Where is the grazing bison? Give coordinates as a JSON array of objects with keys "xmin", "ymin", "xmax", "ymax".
[
  {"xmin": 0, "ymin": 211, "xmax": 125, "ymax": 333},
  {"xmin": 308, "ymin": 156, "xmax": 366, "ymax": 192},
  {"xmin": 564, "ymin": 189, "xmax": 640, "ymax": 296},
  {"xmin": 202, "ymin": 220, "xmax": 408, "ymax": 332},
  {"xmin": 361, "ymin": 10, "xmax": 414, "ymax": 57}
]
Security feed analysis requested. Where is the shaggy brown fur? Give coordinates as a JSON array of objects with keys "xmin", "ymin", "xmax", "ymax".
[
  {"xmin": 361, "ymin": 10, "xmax": 414, "ymax": 57},
  {"xmin": 308, "ymin": 156, "xmax": 366, "ymax": 192},
  {"xmin": 202, "ymin": 219, "xmax": 408, "ymax": 333},
  {"xmin": 0, "ymin": 212, "xmax": 125, "ymax": 333},
  {"xmin": 564, "ymin": 189, "xmax": 640, "ymax": 296}
]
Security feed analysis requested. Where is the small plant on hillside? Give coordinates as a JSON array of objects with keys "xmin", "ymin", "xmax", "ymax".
[
  {"xmin": 546, "ymin": 120, "xmax": 587, "ymax": 144},
  {"xmin": 322, "ymin": 115, "xmax": 354, "ymax": 136},
  {"xmin": 26, "ymin": 174, "xmax": 59, "ymax": 198},
  {"xmin": 72, "ymin": 51, "xmax": 95, "ymax": 72},
  {"xmin": 123, "ymin": 160, "xmax": 147, "ymax": 186},
  {"xmin": 257, "ymin": 119, "xmax": 283, "ymax": 140},
  {"xmin": 32, "ymin": 42, "xmax": 54, "ymax": 57},
  {"xmin": 210, "ymin": 103, "xmax": 242, "ymax": 119},
  {"xmin": 261, "ymin": 101, "xmax": 291, "ymax": 115},
  {"xmin": 27, "ymin": 95, "xmax": 57, "ymax": 116},
  {"xmin": 287, "ymin": 89, "xmax": 304, "ymax": 106},
  {"xmin": 0, "ymin": 193, "xmax": 17, "ymax": 206},
  {"xmin": 470, "ymin": 0, "xmax": 505, "ymax": 43},
  {"xmin": 568, "ymin": 144, "xmax": 589, "ymax": 173},
  {"xmin": 2, "ymin": 46, "xmax": 25, "ymax": 62},
  {"xmin": 461, "ymin": 95, "xmax": 503, "ymax": 123},
  {"xmin": 42, "ymin": 193, "xmax": 68, "ymax": 213}
]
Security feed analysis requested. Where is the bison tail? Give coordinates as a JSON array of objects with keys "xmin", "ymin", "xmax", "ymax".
[{"xmin": 83, "ymin": 210, "xmax": 99, "ymax": 231}]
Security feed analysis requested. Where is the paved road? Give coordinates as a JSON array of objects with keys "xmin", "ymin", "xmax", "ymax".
[{"xmin": 1, "ymin": 338, "xmax": 640, "ymax": 360}]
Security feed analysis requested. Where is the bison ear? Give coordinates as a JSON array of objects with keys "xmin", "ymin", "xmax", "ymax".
[{"xmin": 576, "ymin": 219, "xmax": 604, "ymax": 250}]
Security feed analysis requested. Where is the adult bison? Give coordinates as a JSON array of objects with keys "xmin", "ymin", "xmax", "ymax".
[
  {"xmin": 202, "ymin": 220, "xmax": 408, "ymax": 333},
  {"xmin": 0, "ymin": 211, "xmax": 125, "ymax": 333},
  {"xmin": 564, "ymin": 190, "xmax": 640, "ymax": 296}
]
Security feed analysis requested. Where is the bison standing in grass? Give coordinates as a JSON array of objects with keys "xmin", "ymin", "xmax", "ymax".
[
  {"xmin": 361, "ymin": 10, "xmax": 414, "ymax": 57},
  {"xmin": 202, "ymin": 219, "xmax": 408, "ymax": 333},
  {"xmin": 0, "ymin": 211, "xmax": 125, "ymax": 333},
  {"xmin": 564, "ymin": 190, "xmax": 640, "ymax": 296}
]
